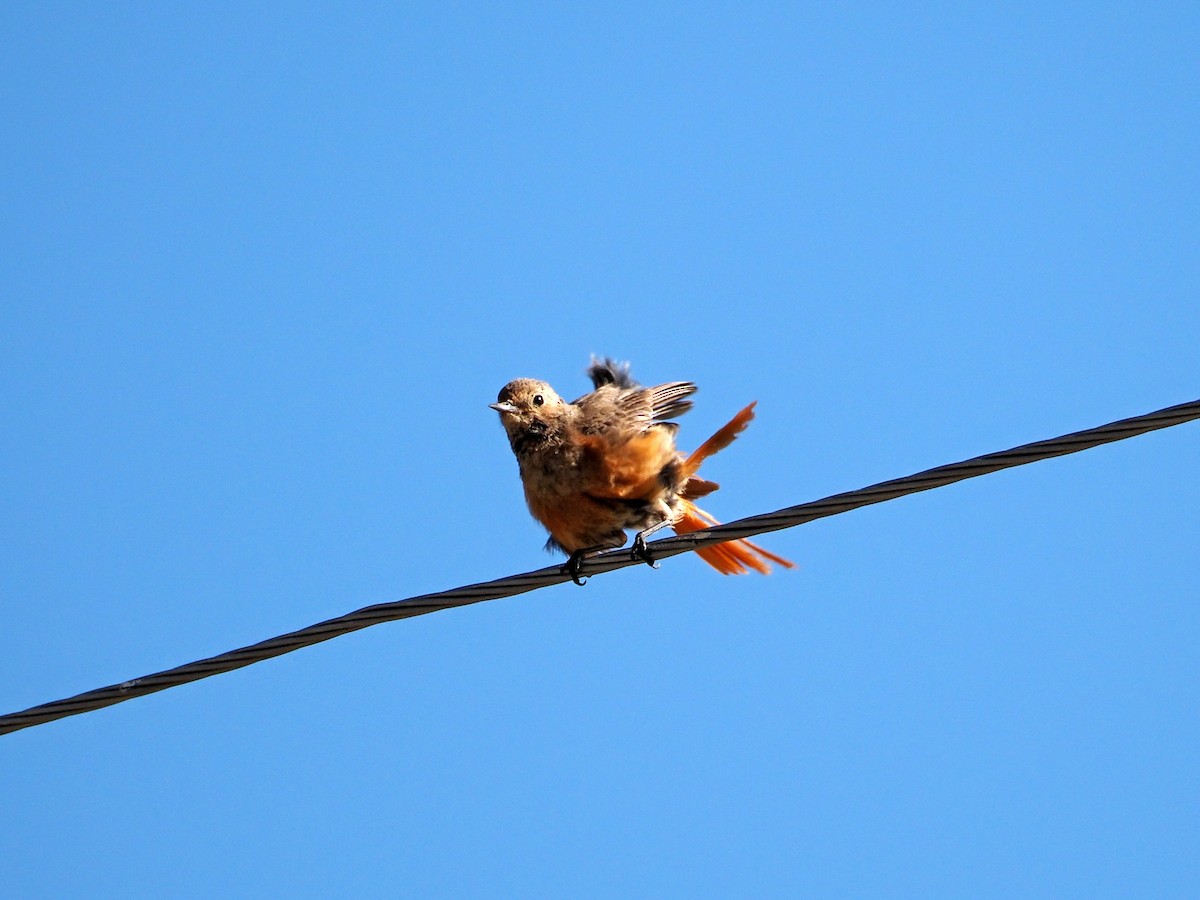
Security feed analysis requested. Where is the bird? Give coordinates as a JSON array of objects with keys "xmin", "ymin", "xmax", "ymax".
[{"xmin": 490, "ymin": 357, "xmax": 794, "ymax": 582}]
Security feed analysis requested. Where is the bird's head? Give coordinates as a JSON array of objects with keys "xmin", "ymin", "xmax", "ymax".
[{"xmin": 490, "ymin": 378, "xmax": 567, "ymax": 444}]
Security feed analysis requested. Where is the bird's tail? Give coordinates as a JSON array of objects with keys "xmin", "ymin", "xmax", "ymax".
[
  {"xmin": 673, "ymin": 402, "xmax": 795, "ymax": 575},
  {"xmin": 673, "ymin": 498, "xmax": 795, "ymax": 575}
]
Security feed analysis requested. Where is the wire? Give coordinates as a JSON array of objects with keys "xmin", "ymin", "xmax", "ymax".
[{"xmin": 2, "ymin": 397, "xmax": 1197, "ymax": 736}]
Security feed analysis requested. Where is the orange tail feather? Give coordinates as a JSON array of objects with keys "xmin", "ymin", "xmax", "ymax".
[
  {"xmin": 673, "ymin": 401, "xmax": 794, "ymax": 574},
  {"xmin": 680, "ymin": 402, "xmax": 758, "ymax": 480},
  {"xmin": 673, "ymin": 499, "xmax": 796, "ymax": 575}
]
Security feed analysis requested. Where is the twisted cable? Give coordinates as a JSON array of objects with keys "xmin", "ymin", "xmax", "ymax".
[{"xmin": 2, "ymin": 397, "xmax": 1196, "ymax": 736}]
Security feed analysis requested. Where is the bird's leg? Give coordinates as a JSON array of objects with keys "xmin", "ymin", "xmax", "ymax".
[
  {"xmin": 562, "ymin": 534, "xmax": 637, "ymax": 584},
  {"xmin": 630, "ymin": 519, "xmax": 673, "ymax": 569}
]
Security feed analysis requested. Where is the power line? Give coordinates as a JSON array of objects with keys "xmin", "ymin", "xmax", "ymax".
[{"xmin": 2, "ymin": 397, "xmax": 1197, "ymax": 737}]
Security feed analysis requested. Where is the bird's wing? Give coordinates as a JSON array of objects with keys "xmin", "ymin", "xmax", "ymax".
[
  {"xmin": 570, "ymin": 380, "xmax": 695, "ymax": 499},
  {"xmin": 637, "ymin": 381, "xmax": 697, "ymax": 423}
]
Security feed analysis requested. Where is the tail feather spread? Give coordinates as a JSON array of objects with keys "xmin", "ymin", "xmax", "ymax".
[{"xmin": 672, "ymin": 402, "xmax": 795, "ymax": 575}]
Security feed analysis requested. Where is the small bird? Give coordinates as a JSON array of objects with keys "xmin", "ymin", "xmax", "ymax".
[{"xmin": 491, "ymin": 357, "xmax": 794, "ymax": 582}]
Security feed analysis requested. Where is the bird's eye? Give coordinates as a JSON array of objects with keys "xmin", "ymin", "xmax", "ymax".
[{"xmin": 532, "ymin": 394, "xmax": 544, "ymax": 407}]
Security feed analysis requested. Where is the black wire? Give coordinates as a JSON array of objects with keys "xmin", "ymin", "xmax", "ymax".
[{"xmin": 2, "ymin": 398, "xmax": 1197, "ymax": 736}]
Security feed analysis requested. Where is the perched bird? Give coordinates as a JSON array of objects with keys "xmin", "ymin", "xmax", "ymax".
[{"xmin": 491, "ymin": 357, "xmax": 793, "ymax": 582}]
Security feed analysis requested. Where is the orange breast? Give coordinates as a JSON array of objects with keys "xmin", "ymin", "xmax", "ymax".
[
  {"xmin": 525, "ymin": 488, "xmax": 620, "ymax": 553},
  {"xmin": 521, "ymin": 425, "xmax": 681, "ymax": 554}
]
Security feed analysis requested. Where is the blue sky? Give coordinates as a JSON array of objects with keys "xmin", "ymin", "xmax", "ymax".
[{"xmin": 2, "ymin": 3, "xmax": 1197, "ymax": 896}]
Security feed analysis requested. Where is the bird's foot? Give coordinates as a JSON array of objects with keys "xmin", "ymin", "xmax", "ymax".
[
  {"xmin": 630, "ymin": 533, "xmax": 660, "ymax": 569},
  {"xmin": 563, "ymin": 551, "xmax": 589, "ymax": 586}
]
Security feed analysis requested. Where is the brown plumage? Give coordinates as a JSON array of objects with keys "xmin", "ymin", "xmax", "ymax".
[{"xmin": 490, "ymin": 358, "xmax": 794, "ymax": 578}]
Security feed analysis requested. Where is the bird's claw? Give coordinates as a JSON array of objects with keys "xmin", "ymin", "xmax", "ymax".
[
  {"xmin": 564, "ymin": 552, "xmax": 589, "ymax": 586},
  {"xmin": 630, "ymin": 533, "xmax": 660, "ymax": 569}
]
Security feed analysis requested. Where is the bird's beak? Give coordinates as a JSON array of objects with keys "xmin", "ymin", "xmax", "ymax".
[{"xmin": 490, "ymin": 401, "xmax": 519, "ymax": 414}]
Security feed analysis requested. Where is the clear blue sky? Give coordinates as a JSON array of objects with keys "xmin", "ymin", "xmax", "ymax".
[{"xmin": 3, "ymin": 3, "xmax": 1197, "ymax": 896}]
